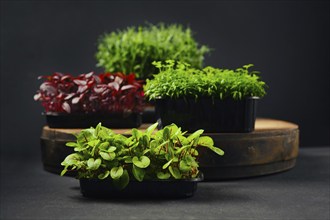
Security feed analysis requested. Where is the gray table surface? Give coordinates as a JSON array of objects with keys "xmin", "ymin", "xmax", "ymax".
[{"xmin": 1, "ymin": 147, "xmax": 329, "ymax": 220}]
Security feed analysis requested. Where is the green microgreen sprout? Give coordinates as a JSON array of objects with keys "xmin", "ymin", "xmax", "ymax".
[
  {"xmin": 144, "ymin": 60, "xmax": 267, "ymax": 100},
  {"xmin": 96, "ymin": 23, "xmax": 210, "ymax": 79},
  {"xmin": 61, "ymin": 122, "xmax": 224, "ymax": 189}
]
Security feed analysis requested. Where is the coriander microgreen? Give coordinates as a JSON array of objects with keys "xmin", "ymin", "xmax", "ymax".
[{"xmin": 61, "ymin": 122, "xmax": 224, "ymax": 189}]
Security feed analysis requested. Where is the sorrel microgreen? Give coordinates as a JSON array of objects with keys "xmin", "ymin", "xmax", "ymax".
[{"xmin": 61, "ymin": 123, "xmax": 224, "ymax": 189}]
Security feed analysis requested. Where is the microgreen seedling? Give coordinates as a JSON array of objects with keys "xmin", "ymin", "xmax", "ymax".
[
  {"xmin": 34, "ymin": 72, "xmax": 144, "ymax": 114},
  {"xmin": 144, "ymin": 60, "xmax": 267, "ymax": 100},
  {"xmin": 96, "ymin": 23, "xmax": 210, "ymax": 79},
  {"xmin": 61, "ymin": 123, "xmax": 224, "ymax": 189}
]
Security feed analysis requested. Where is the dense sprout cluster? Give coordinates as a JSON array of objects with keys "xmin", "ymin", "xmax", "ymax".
[
  {"xmin": 96, "ymin": 23, "xmax": 210, "ymax": 79},
  {"xmin": 34, "ymin": 72, "xmax": 144, "ymax": 114},
  {"xmin": 61, "ymin": 123, "xmax": 224, "ymax": 189},
  {"xmin": 144, "ymin": 60, "xmax": 267, "ymax": 100}
]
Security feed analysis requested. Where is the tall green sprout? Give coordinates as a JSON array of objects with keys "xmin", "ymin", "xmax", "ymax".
[{"xmin": 96, "ymin": 23, "xmax": 210, "ymax": 79}]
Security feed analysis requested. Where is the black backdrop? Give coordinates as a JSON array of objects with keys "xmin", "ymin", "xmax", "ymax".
[{"xmin": 1, "ymin": 1, "xmax": 329, "ymax": 156}]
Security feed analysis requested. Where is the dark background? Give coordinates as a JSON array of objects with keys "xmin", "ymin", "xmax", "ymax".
[{"xmin": 1, "ymin": 0, "xmax": 329, "ymax": 157}]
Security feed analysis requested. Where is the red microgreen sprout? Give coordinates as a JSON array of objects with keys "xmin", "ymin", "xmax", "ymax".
[{"xmin": 34, "ymin": 72, "xmax": 145, "ymax": 114}]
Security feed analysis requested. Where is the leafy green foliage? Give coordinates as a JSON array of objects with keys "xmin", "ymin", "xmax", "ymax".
[
  {"xmin": 61, "ymin": 123, "xmax": 224, "ymax": 189},
  {"xmin": 96, "ymin": 23, "xmax": 210, "ymax": 79},
  {"xmin": 144, "ymin": 60, "xmax": 267, "ymax": 100}
]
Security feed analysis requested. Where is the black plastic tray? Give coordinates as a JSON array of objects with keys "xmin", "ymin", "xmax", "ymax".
[
  {"xmin": 45, "ymin": 112, "xmax": 142, "ymax": 128},
  {"xmin": 155, "ymin": 97, "xmax": 258, "ymax": 133},
  {"xmin": 79, "ymin": 174, "xmax": 204, "ymax": 198}
]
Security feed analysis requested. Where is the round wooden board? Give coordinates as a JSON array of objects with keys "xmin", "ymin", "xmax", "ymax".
[{"xmin": 40, "ymin": 118, "xmax": 299, "ymax": 179}]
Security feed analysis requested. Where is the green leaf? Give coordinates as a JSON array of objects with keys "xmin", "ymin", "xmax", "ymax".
[
  {"xmin": 175, "ymin": 145, "xmax": 190, "ymax": 154},
  {"xmin": 197, "ymin": 136, "xmax": 214, "ymax": 147},
  {"xmin": 110, "ymin": 166, "xmax": 124, "ymax": 179},
  {"xmin": 74, "ymin": 144, "xmax": 89, "ymax": 152},
  {"xmin": 76, "ymin": 129, "xmax": 94, "ymax": 144},
  {"xmin": 113, "ymin": 170, "xmax": 129, "ymax": 190},
  {"xmin": 99, "ymin": 152, "xmax": 115, "ymax": 161},
  {"xmin": 163, "ymin": 127, "xmax": 170, "ymax": 140},
  {"xmin": 65, "ymin": 142, "xmax": 78, "ymax": 147},
  {"xmin": 99, "ymin": 142, "xmax": 109, "ymax": 150},
  {"xmin": 132, "ymin": 165, "xmax": 145, "ymax": 182},
  {"xmin": 168, "ymin": 166, "xmax": 182, "ymax": 179},
  {"xmin": 61, "ymin": 153, "xmax": 83, "ymax": 166},
  {"xmin": 132, "ymin": 156, "xmax": 150, "ymax": 168},
  {"xmin": 132, "ymin": 128, "xmax": 142, "ymax": 139},
  {"xmin": 60, "ymin": 167, "xmax": 68, "ymax": 176},
  {"xmin": 179, "ymin": 160, "xmax": 191, "ymax": 172},
  {"xmin": 185, "ymin": 155, "xmax": 199, "ymax": 167},
  {"xmin": 98, "ymin": 170, "xmax": 110, "ymax": 179},
  {"xmin": 107, "ymin": 146, "xmax": 116, "ymax": 152},
  {"xmin": 87, "ymin": 158, "xmax": 101, "ymax": 170},
  {"xmin": 162, "ymin": 159, "xmax": 173, "ymax": 169},
  {"xmin": 178, "ymin": 135, "xmax": 189, "ymax": 145},
  {"xmin": 187, "ymin": 129, "xmax": 204, "ymax": 142},
  {"xmin": 122, "ymin": 156, "xmax": 132, "ymax": 163},
  {"xmin": 190, "ymin": 148, "xmax": 199, "ymax": 156},
  {"xmin": 88, "ymin": 139, "xmax": 100, "ymax": 147},
  {"xmin": 157, "ymin": 171, "xmax": 171, "ymax": 180},
  {"xmin": 203, "ymin": 145, "xmax": 225, "ymax": 156},
  {"xmin": 142, "ymin": 149, "xmax": 150, "ymax": 155},
  {"xmin": 146, "ymin": 122, "xmax": 158, "ymax": 135},
  {"xmin": 157, "ymin": 140, "xmax": 169, "ymax": 149},
  {"xmin": 140, "ymin": 134, "xmax": 149, "ymax": 147},
  {"xmin": 94, "ymin": 123, "xmax": 102, "ymax": 137}
]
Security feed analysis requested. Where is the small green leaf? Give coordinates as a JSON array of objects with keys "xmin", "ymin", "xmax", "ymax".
[
  {"xmin": 168, "ymin": 166, "xmax": 182, "ymax": 179},
  {"xmin": 110, "ymin": 166, "xmax": 124, "ymax": 179},
  {"xmin": 162, "ymin": 159, "xmax": 173, "ymax": 169},
  {"xmin": 132, "ymin": 128, "xmax": 142, "ymax": 139},
  {"xmin": 132, "ymin": 165, "xmax": 145, "ymax": 182},
  {"xmin": 61, "ymin": 153, "xmax": 83, "ymax": 166},
  {"xmin": 185, "ymin": 155, "xmax": 199, "ymax": 167},
  {"xmin": 146, "ymin": 122, "xmax": 158, "ymax": 135},
  {"xmin": 197, "ymin": 136, "xmax": 214, "ymax": 147},
  {"xmin": 99, "ymin": 152, "xmax": 115, "ymax": 161},
  {"xmin": 60, "ymin": 168, "xmax": 68, "ymax": 176},
  {"xmin": 122, "ymin": 156, "xmax": 132, "ymax": 163},
  {"xmin": 208, "ymin": 146, "xmax": 225, "ymax": 156},
  {"xmin": 74, "ymin": 144, "xmax": 89, "ymax": 152},
  {"xmin": 157, "ymin": 140, "xmax": 169, "ymax": 149},
  {"xmin": 94, "ymin": 123, "xmax": 102, "ymax": 137},
  {"xmin": 157, "ymin": 171, "xmax": 171, "ymax": 179},
  {"xmin": 65, "ymin": 142, "xmax": 78, "ymax": 147},
  {"xmin": 87, "ymin": 158, "xmax": 101, "ymax": 170},
  {"xmin": 113, "ymin": 170, "xmax": 129, "ymax": 190},
  {"xmin": 179, "ymin": 160, "xmax": 191, "ymax": 172},
  {"xmin": 98, "ymin": 170, "xmax": 110, "ymax": 179},
  {"xmin": 203, "ymin": 144, "xmax": 225, "ymax": 156},
  {"xmin": 190, "ymin": 148, "xmax": 199, "ymax": 156},
  {"xmin": 163, "ymin": 127, "xmax": 170, "ymax": 140},
  {"xmin": 88, "ymin": 139, "xmax": 100, "ymax": 147},
  {"xmin": 107, "ymin": 146, "xmax": 117, "ymax": 152},
  {"xmin": 99, "ymin": 142, "xmax": 109, "ymax": 150},
  {"xmin": 175, "ymin": 145, "xmax": 190, "ymax": 154},
  {"xmin": 187, "ymin": 129, "xmax": 204, "ymax": 142},
  {"xmin": 142, "ymin": 149, "xmax": 150, "ymax": 155},
  {"xmin": 132, "ymin": 156, "xmax": 150, "ymax": 168}
]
